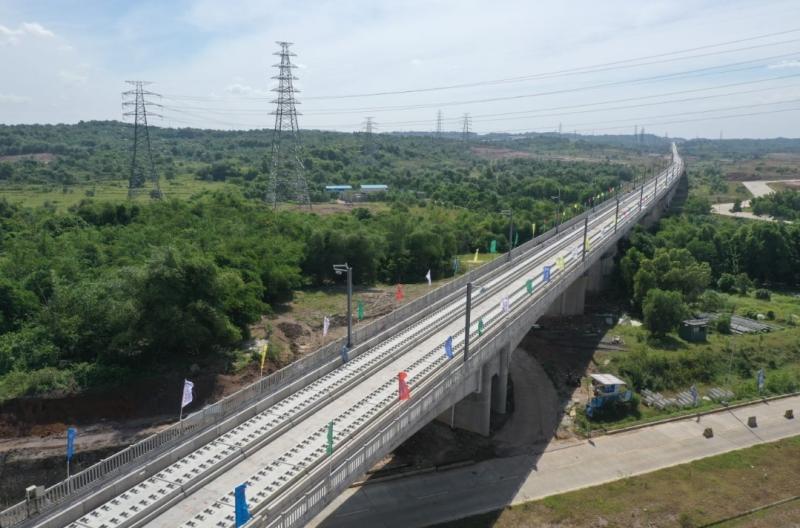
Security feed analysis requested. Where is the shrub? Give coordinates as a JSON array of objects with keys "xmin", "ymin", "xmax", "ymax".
[
  {"xmin": 698, "ymin": 290, "xmax": 725, "ymax": 312},
  {"xmin": 715, "ymin": 314, "xmax": 731, "ymax": 334},
  {"xmin": 717, "ymin": 273, "xmax": 735, "ymax": 293},
  {"xmin": 755, "ymin": 288, "xmax": 771, "ymax": 301},
  {"xmin": 766, "ymin": 310, "xmax": 775, "ymax": 320},
  {"xmin": 643, "ymin": 289, "xmax": 687, "ymax": 337}
]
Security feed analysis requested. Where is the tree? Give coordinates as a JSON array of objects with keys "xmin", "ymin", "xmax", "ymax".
[
  {"xmin": 642, "ymin": 289, "xmax": 687, "ymax": 337},
  {"xmin": 717, "ymin": 272, "xmax": 736, "ymax": 293},
  {"xmin": 731, "ymin": 199, "xmax": 742, "ymax": 213}
]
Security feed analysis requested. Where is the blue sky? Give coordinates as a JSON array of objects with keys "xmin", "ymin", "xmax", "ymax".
[{"xmin": 2, "ymin": 0, "xmax": 800, "ymax": 138}]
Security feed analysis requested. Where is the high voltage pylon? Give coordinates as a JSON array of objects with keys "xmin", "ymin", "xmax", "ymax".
[
  {"xmin": 267, "ymin": 41, "xmax": 311, "ymax": 209},
  {"xmin": 461, "ymin": 113, "xmax": 472, "ymax": 142},
  {"xmin": 436, "ymin": 110, "xmax": 443, "ymax": 138},
  {"xmin": 122, "ymin": 81, "xmax": 162, "ymax": 199},
  {"xmin": 363, "ymin": 116, "xmax": 377, "ymax": 156}
]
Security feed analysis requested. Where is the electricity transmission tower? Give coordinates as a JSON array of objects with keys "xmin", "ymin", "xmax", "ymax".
[
  {"xmin": 122, "ymin": 81, "xmax": 162, "ymax": 198},
  {"xmin": 436, "ymin": 110, "xmax": 443, "ymax": 138},
  {"xmin": 363, "ymin": 116, "xmax": 377, "ymax": 155},
  {"xmin": 461, "ymin": 113, "xmax": 471, "ymax": 142},
  {"xmin": 267, "ymin": 41, "xmax": 311, "ymax": 209}
]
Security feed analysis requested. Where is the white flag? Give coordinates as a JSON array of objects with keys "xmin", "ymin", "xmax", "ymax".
[
  {"xmin": 323, "ymin": 316, "xmax": 330, "ymax": 337},
  {"xmin": 181, "ymin": 379, "xmax": 194, "ymax": 409},
  {"xmin": 425, "ymin": 269, "xmax": 432, "ymax": 286},
  {"xmin": 501, "ymin": 297, "xmax": 510, "ymax": 313}
]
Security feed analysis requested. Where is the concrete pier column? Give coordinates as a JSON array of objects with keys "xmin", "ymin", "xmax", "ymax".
[
  {"xmin": 546, "ymin": 274, "xmax": 587, "ymax": 316},
  {"xmin": 492, "ymin": 344, "xmax": 510, "ymax": 414}
]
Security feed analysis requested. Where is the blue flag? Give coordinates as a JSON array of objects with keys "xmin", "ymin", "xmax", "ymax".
[
  {"xmin": 234, "ymin": 483, "xmax": 250, "ymax": 527},
  {"xmin": 444, "ymin": 336, "xmax": 453, "ymax": 359},
  {"xmin": 757, "ymin": 368, "xmax": 765, "ymax": 392},
  {"xmin": 66, "ymin": 427, "xmax": 77, "ymax": 462},
  {"xmin": 340, "ymin": 345, "xmax": 349, "ymax": 364},
  {"xmin": 543, "ymin": 265, "xmax": 551, "ymax": 282}
]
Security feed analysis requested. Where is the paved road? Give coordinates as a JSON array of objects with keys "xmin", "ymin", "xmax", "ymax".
[
  {"xmin": 312, "ymin": 395, "xmax": 800, "ymax": 528},
  {"xmin": 712, "ymin": 179, "xmax": 799, "ymax": 222}
]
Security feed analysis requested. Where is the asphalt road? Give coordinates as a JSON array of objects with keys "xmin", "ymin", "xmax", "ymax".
[{"xmin": 311, "ymin": 395, "xmax": 800, "ymax": 528}]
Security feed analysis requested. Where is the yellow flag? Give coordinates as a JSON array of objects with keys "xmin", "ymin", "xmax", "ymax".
[
  {"xmin": 556, "ymin": 255, "xmax": 565, "ymax": 270},
  {"xmin": 260, "ymin": 343, "xmax": 268, "ymax": 373},
  {"xmin": 585, "ymin": 238, "xmax": 591, "ymax": 252},
  {"xmin": 473, "ymin": 248, "xmax": 479, "ymax": 262},
  {"xmin": 531, "ymin": 223, "xmax": 536, "ymax": 237}
]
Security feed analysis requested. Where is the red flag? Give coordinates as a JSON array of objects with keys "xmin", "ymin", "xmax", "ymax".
[
  {"xmin": 398, "ymin": 371, "xmax": 410, "ymax": 401},
  {"xmin": 395, "ymin": 284, "xmax": 404, "ymax": 301}
]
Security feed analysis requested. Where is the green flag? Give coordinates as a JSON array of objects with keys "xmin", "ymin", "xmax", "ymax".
[
  {"xmin": 326, "ymin": 421, "xmax": 333, "ymax": 455},
  {"xmin": 357, "ymin": 301, "xmax": 364, "ymax": 321},
  {"xmin": 514, "ymin": 231, "xmax": 519, "ymax": 247},
  {"xmin": 477, "ymin": 318, "xmax": 484, "ymax": 336},
  {"xmin": 490, "ymin": 240, "xmax": 497, "ymax": 254},
  {"xmin": 526, "ymin": 278, "xmax": 533, "ymax": 294},
  {"xmin": 531, "ymin": 223, "xmax": 536, "ymax": 237}
]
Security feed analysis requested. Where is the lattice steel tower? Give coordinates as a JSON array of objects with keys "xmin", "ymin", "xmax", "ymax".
[
  {"xmin": 363, "ymin": 116, "xmax": 377, "ymax": 156},
  {"xmin": 461, "ymin": 113, "xmax": 472, "ymax": 142},
  {"xmin": 436, "ymin": 110, "xmax": 443, "ymax": 138},
  {"xmin": 267, "ymin": 41, "xmax": 310, "ymax": 209},
  {"xmin": 122, "ymin": 81, "xmax": 162, "ymax": 198}
]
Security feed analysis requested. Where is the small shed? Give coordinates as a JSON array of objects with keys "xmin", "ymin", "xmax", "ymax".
[
  {"xmin": 586, "ymin": 373, "xmax": 631, "ymax": 417},
  {"xmin": 679, "ymin": 319, "xmax": 708, "ymax": 342},
  {"xmin": 360, "ymin": 184, "xmax": 388, "ymax": 193},
  {"xmin": 325, "ymin": 185, "xmax": 353, "ymax": 194}
]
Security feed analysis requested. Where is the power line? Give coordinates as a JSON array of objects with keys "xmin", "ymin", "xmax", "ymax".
[{"xmin": 461, "ymin": 113, "xmax": 472, "ymax": 142}]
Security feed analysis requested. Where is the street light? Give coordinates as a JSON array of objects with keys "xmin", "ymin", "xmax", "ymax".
[
  {"xmin": 333, "ymin": 263, "xmax": 353, "ymax": 348},
  {"xmin": 550, "ymin": 188, "xmax": 561, "ymax": 233},
  {"xmin": 501, "ymin": 209, "xmax": 513, "ymax": 262}
]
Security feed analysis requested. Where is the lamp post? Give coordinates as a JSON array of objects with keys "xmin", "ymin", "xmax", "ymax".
[
  {"xmin": 550, "ymin": 188, "xmax": 561, "ymax": 233},
  {"xmin": 501, "ymin": 209, "xmax": 513, "ymax": 262},
  {"xmin": 333, "ymin": 263, "xmax": 353, "ymax": 348}
]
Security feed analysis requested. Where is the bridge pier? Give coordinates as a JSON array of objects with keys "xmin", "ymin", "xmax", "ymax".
[
  {"xmin": 586, "ymin": 250, "xmax": 616, "ymax": 294},
  {"xmin": 545, "ymin": 274, "xmax": 587, "ymax": 316},
  {"xmin": 437, "ymin": 342, "xmax": 510, "ymax": 436}
]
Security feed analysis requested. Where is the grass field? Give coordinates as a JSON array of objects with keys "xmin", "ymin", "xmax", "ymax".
[
  {"xmin": 435, "ymin": 435, "xmax": 800, "ymax": 528},
  {"xmin": 0, "ymin": 174, "xmax": 235, "ymax": 210}
]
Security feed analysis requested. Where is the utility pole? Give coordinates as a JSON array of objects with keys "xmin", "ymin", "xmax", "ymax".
[
  {"xmin": 461, "ymin": 113, "xmax": 471, "ymax": 142},
  {"xmin": 122, "ymin": 81, "xmax": 162, "ymax": 199},
  {"xmin": 614, "ymin": 195, "xmax": 620, "ymax": 233},
  {"xmin": 582, "ymin": 217, "xmax": 588, "ymax": 261},
  {"xmin": 502, "ymin": 209, "xmax": 513, "ymax": 262},
  {"xmin": 463, "ymin": 282, "xmax": 472, "ymax": 363},
  {"xmin": 551, "ymin": 188, "xmax": 562, "ymax": 233},
  {"xmin": 436, "ymin": 110, "xmax": 443, "ymax": 138},
  {"xmin": 267, "ymin": 41, "xmax": 311, "ymax": 209},
  {"xmin": 333, "ymin": 264, "xmax": 353, "ymax": 348}
]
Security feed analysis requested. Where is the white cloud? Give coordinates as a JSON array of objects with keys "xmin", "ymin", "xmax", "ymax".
[
  {"xmin": 0, "ymin": 21, "xmax": 55, "ymax": 44},
  {"xmin": 224, "ymin": 83, "xmax": 270, "ymax": 97},
  {"xmin": 59, "ymin": 69, "xmax": 88, "ymax": 85},
  {"xmin": 0, "ymin": 93, "xmax": 31, "ymax": 104},
  {"xmin": 768, "ymin": 60, "xmax": 800, "ymax": 69}
]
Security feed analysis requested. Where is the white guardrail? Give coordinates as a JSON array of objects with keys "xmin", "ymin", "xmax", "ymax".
[{"xmin": 0, "ymin": 147, "xmax": 683, "ymax": 528}]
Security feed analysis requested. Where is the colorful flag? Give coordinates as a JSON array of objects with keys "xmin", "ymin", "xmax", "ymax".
[
  {"xmin": 326, "ymin": 421, "xmax": 334, "ymax": 456},
  {"xmin": 556, "ymin": 255, "xmax": 565, "ymax": 271},
  {"xmin": 543, "ymin": 265, "xmax": 551, "ymax": 282},
  {"xmin": 526, "ymin": 278, "xmax": 533, "ymax": 294},
  {"xmin": 259, "ymin": 343, "xmax": 268, "ymax": 374},
  {"xmin": 340, "ymin": 344, "xmax": 349, "ymax": 363},
  {"xmin": 181, "ymin": 379, "xmax": 194, "ymax": 409},
  {"xmin": 531, "ymin": 223, "xmax": 536, "ymax": 237},
  {"xmin": 452, "ymin": 257, "xmax": 460, "ymax": 273},
  {"xmin": 323, "ymin": 316, "xmax": 330, "ymax": 337},
  {"xmin": 489, "ymin": 240, "xmax": 497, "ymax": 254},
  {"xmin": 585, "ymin": 238, "xmax": 591, "ymax": 252},
  {"xmin": 425, "ymin": 269, "xmax": 432, "ymax": 286},
  {"xmin": 473, "ymin": 248, "xmax": 479, "ymax": 262},
  {"xmin": 357, "ymin": 300, "xmax": 364, "ymax": 321},
  {"xmin": 395, "ymin": 284, "xmax": 404, "ymax": 301},
  {"xmin": 513, "ymin": 231, "xmax": 519, "ymax": 247},
  {"xmin": 757, "ymin": 369, "xmax": 765, "ymax": 392},
  {"xmin": 477, "ymin": 318, "xmax": 484, "ymax": 336},
  {"xmin": 234, "ymin": 483, "xmax": 250, "ymax": 528},
  {"xmin": 444, "ymin": 336, "xmax": 453, "ymax": 359},
  {"xmin": 501, "ymin": 297, "xmax": 510, "ymax": 313},
  {"xmin": 398, "ymin": 372, "xmax": 410, "ymax": 401},
  {"xmin": 66, "ymin": 427, "xmax": 77, "ymax": 462},
  {"xmin": 690, "ymin": 385, "xmax": 698, "ymax": 406}
]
